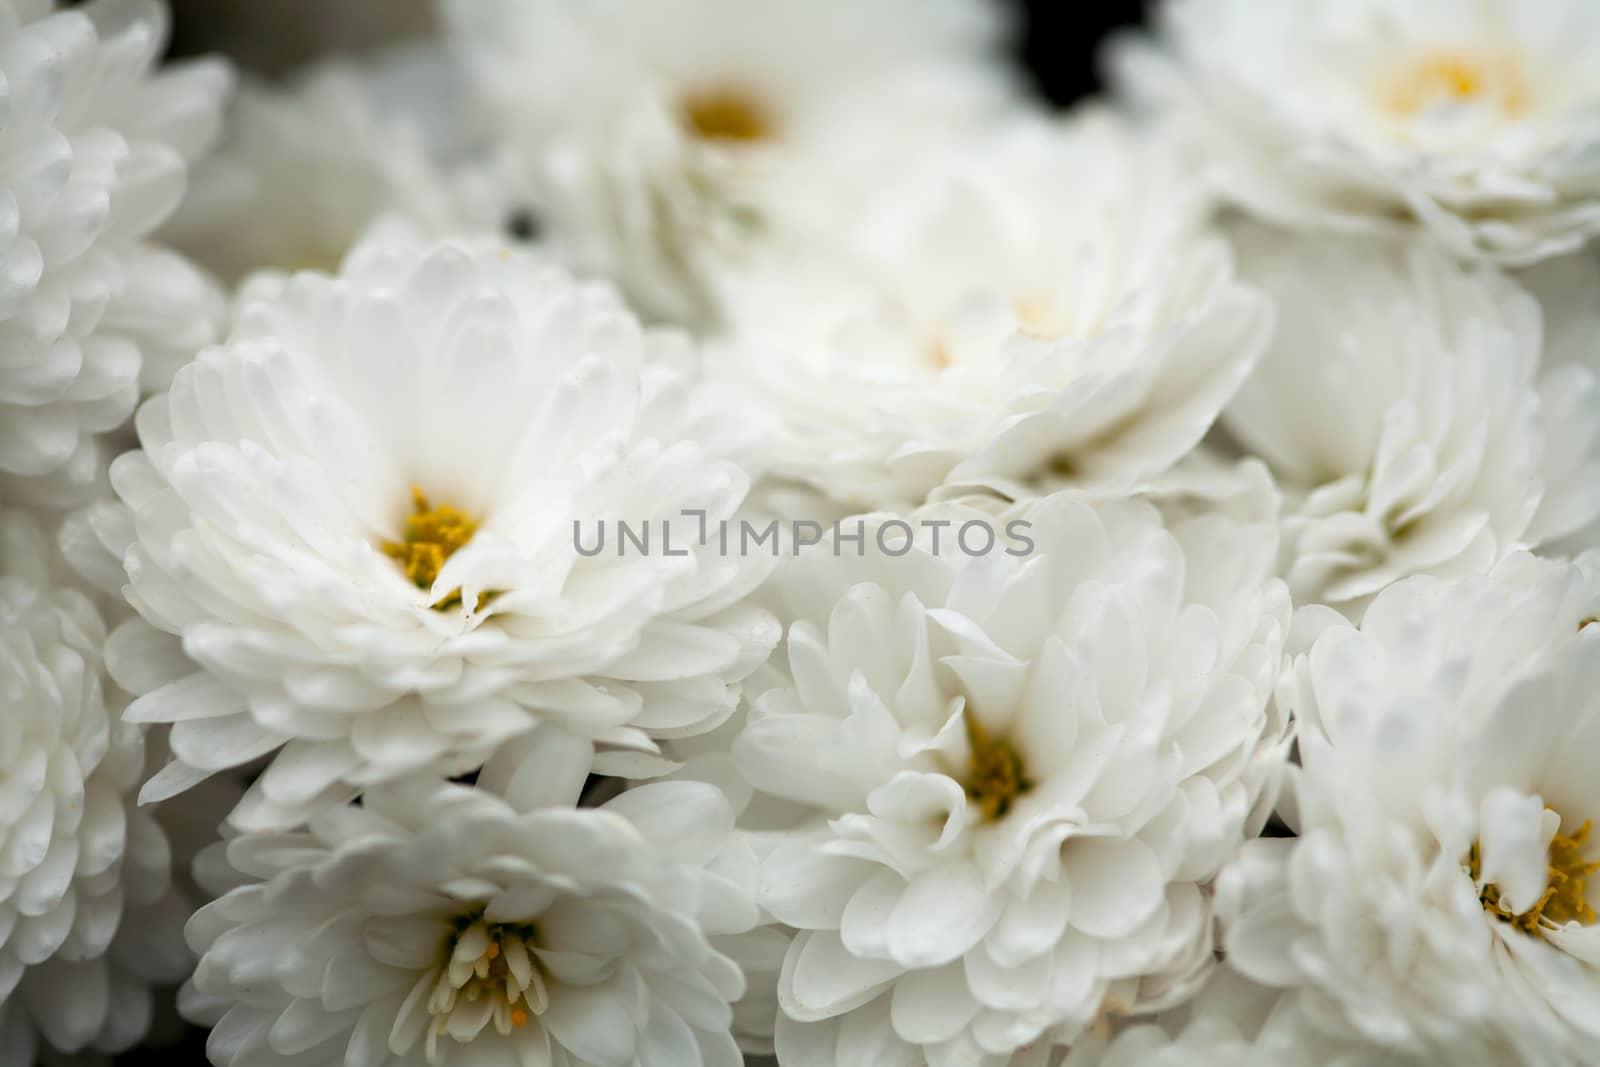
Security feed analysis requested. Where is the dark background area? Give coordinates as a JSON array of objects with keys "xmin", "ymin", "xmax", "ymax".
[
  {"xmin": 1018, "ymin": 2, "xmax": 1151, "ymax": 106},
  {"xmin": 111, "ymin": 0, "xmax": 1147, "ymax": 1063}
]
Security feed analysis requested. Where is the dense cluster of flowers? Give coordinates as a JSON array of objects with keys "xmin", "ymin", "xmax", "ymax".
[{"xmin": 2, "ymin": 0, "xmax": 1598, "ymax": 1063}]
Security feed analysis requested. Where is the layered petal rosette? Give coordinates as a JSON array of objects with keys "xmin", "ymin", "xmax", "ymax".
[
  {"xmin": 0, "ymin": 509, "xmax": 190, "ymax": 1062},
  {"xmin": 0, "ymin": 0, "xmax": 229, "ymax": 505},
  {"xmin": 106, "ymin": 224, "xmax": 778, "ymax": 830},
  {"xmin": 1218, "ymin": 552, "xmax": 1600, "ymax": 1066},
  {"xmin": 184, "ymin": 737, "xmax": 760, "ymax": 1066},
  {"xmin": 736, "ymin": 494, "xmax": 1291, "ymax": 1065},
  {"xmin": 1221, "ymin": 228, "xmax": 1600, "ymax": 615},
  {"xmin": 1118, "ymin": 0, "xmax": 1600, "ymax": 265},
  {"xmin": 440, "ymin": 0, "xmax": 1018, "ymax": 325},
  {"xmin": 707, "ymin": 116, "xmax": 1272, "ymax": 513}
]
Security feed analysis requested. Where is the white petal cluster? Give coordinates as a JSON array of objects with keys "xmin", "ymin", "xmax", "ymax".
[
  {"xmin": 1217, "ymin": 552, "xmax": 1600, "ymax": 1065},
  {"xmin": 707, "ymin": 115, "xmax": 1271, "ymax": 512},
  {"xmin": 0, "ymin": 0, "xmax": 229, "ymax": 506},
  {"xmin": 1119, "ymin": 0, "xmax": 1600, "ymax": 265},
  {"xmin": 0, "ymin": 508, "xmax": 189, "ymax": 1061},
  {"xmin": 164, "ymin": 43, "xmax": 503, "ymax": 286},
  {"xmin": 439, "ymin": 0, "xmax": 1019, "ymax": 325},
  {"xmin": 1057, "ymin": 966, "xmax": 1421, "ymax": 1067},
  {"xmin": 104, "ymin": 223, "xmax": 778, "ymax": 830},
  {"xmin": 1221, "ymin": 228, "xmax": 1600, "ymax": 614},
  {"xmin": 185, "ymin": 738, "xmax": 759, "ymax": 1067},
  {"xmin": 737, "ymin": 496, "xmax": 1290, "ymax": 1064},
  {"xmin": 6, "ymin": 0, "xmax": 1600, "ymax": 1063}
]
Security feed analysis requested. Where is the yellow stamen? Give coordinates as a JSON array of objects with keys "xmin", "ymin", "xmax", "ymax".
[
  {"xmin": 1384, "ymin": 50, "xmax": 1528, "ymax": 117},
  {"xmin": 428, "ymin": 917, "xmax": 543, "ymax": 1057},
  {"xmin": 964, "ymin": 713, "xmax": 1031, "ymax": 822},
  {"xmin": 381, "ymin": 486, "xmax": 480, "ymax": 611},
  {"xmin": 682, "ymin": 87, "xmax": 772, "ymax": 142},
  {"xmin": 1467, "ymin": 811, "xmax": 1600, "ymax": 939}
]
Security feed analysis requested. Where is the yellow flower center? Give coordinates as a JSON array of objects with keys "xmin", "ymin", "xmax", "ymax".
[
  {"xmin": 1580, "ymin": 616, "xmax": 1597, "ymax": 632},
  {"xmin": 1468, "ymin": 811, "xmax": 1600, "ymax": 939},
  {"xmin": 1014, "ymin": 295, "xmax": 1074, "ymax": 342},
  {"xmin": 964, "ymin": 713, "xmax": 1031, "ymax": 822},
  {"xmin": 381, "ymin": 486, "xmax": 480, "ymax": 611},
  {"xmin": 425, "ymin": 918, "xmax": 544, "ymax": 1063},
  {"xmin": 1383, "ymin": 50, "xmax": 1528, "ymax": 117},
  {"xmin": 682, "ymin": 87, "xmax": 773, "ymax": 142}
]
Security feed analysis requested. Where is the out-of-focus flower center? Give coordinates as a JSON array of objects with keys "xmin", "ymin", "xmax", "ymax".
[
  {"xmin": 1381, "ymin": 50, "xmax": 1529, "ymax": 117},
  {"xmin": 425, "ymin": 917, "xmax": 544, "ymax": 1062},
  {"xmin": 1580, "ymin": 615, "xmax": 1598, "ymax": 632},
  {"xmin": 1015, "ymin": 295, "xmax": 1075, "ymax": 341},
  {"xmin": 682, "ymin": 87, "xmax": 773, "ymax": 142},
  {"xmin": 964, "ymin": 712, "xmax": 1031, "ymax": 821},
  {"xmin": 382, "ymin": 486, "xmax": 480, "ymax": 611},
  {"xmin": 1467, "ymin": 809, "xmax": 1600, "ymax": 939}
]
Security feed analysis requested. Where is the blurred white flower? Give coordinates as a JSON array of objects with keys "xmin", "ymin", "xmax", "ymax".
[
  {"xmin": 440, "ymin": 0, "xmax": 1018, "ymax": 325},
  {"xmin": 185, "ymin": 737, "xmax": 758, "ymax": 1066},
  {"xmin": 1055, "ymin": 964, "xmax": 1424, "ymax": 1066},
  {"xmin": 7, "ymin": 1, "xmax": 1593, "ymax": 1062},
  {"xmin": 1118, "ymin": 0, "xmax": 1600, "ymax": 265},
  {"xmin": 104, "ymin": 223, "xmax": 777, "ymax": 830},
  {"xmin": 737, "ymin": 494, "xmax": 1291, "ymax": 1065},
  {"xmin": 164, "ymin": 42, "xmax": 507, "ymax": 286},
  {"xmin": 0, "ymin": 0, "xmax": 230, "ymax": 505},
  {"xmin": 0, "ymin": 509, "xmax": 189, "ymax": 1062},
  {"xmin": 1218, "ymin": 552, "xmax": 1600, "ymax": 1065},
  {"xmin": 1221, "ymin": 228, "xmax": 1600, "ymax": 615},
  {"xmin": 708, "ymin": 115, "xmax": 1271, "ymax": 512},
  {"xmin": 1516, "ymin": 250, "xmax": 1600, "ymax": 558}
]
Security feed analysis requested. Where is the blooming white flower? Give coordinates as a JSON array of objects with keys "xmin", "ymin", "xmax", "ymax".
[
  {"xmin": 1117, "ymin": 0, "xmax": 1600, "ymax": 266},
  {"xmin": 707, "ymin": 115, "xmax": 1272, "ymax": 513},
  {"xmin": 184, "ymin": 736, "xmax": 759, "ymax": 1067},
  {"xmin": 164, "ymin": 43, "xmax": 506, "ymax": 286},
  {"xmin": 0, "ymin": 0, "xmax": 230, "ymax": 504},
  {"xmin": 737, "ymin": 494, "xmax": 1291, "ymax": 1065},
  {"xmin": 105, "ymin": 223, "xmax": 778, "ymax": 830},
  {"xmin": 1218, "ymin": 551, "xmax": 1600, "ymax": 1065},
  {"xmin": 0, "ymin": 509, "xmax": 190, "ymax": 1062},
  {"xmin": 440, "ymin": 0, "xmax": 1018, "ymax": 325},
  {"xmin": 1220, "ymin": 228, "xmax": 1600, "ymax": 615}
]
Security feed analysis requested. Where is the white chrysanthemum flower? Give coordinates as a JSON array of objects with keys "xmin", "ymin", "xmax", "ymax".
[
  {"xmin": 1117, "ymin": 0, "xmax": 1600, "ymax": 266},
  {"xmin": 1220, "ymin": 229, "xmax": 1600, "ymax": 616},
  {"xmin": 164, "ymin": 43, "xmax": 506, "ymax": 286},
  {"xmin": 0, "ymin": 509, "xmax": 189, "ymax": 1062},
  {"xmin": 707, "ymin": 116, "xmax": 1272, "ymax": 513},
  {"xmin": 1218, "ymin": 552, "xmax": 1600, "ymax": 1065},
  {"xmin": 737, "ymin": 494, "xmax": 1292, "ymax": 1065},
  {"xmin": 105, "ymin": 223, "xmax": 778, "ymax": 830},
  {"xmin": 440, "ymin": 0, "xmax": 1018, "ymax": 325},
  {"xmin": 0, "ymin": 0, "xmax": 230, "ymax": 503},
  {"xmin": 184, "ymin": 736, "xmax": 759, "ymax": 1067}
]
